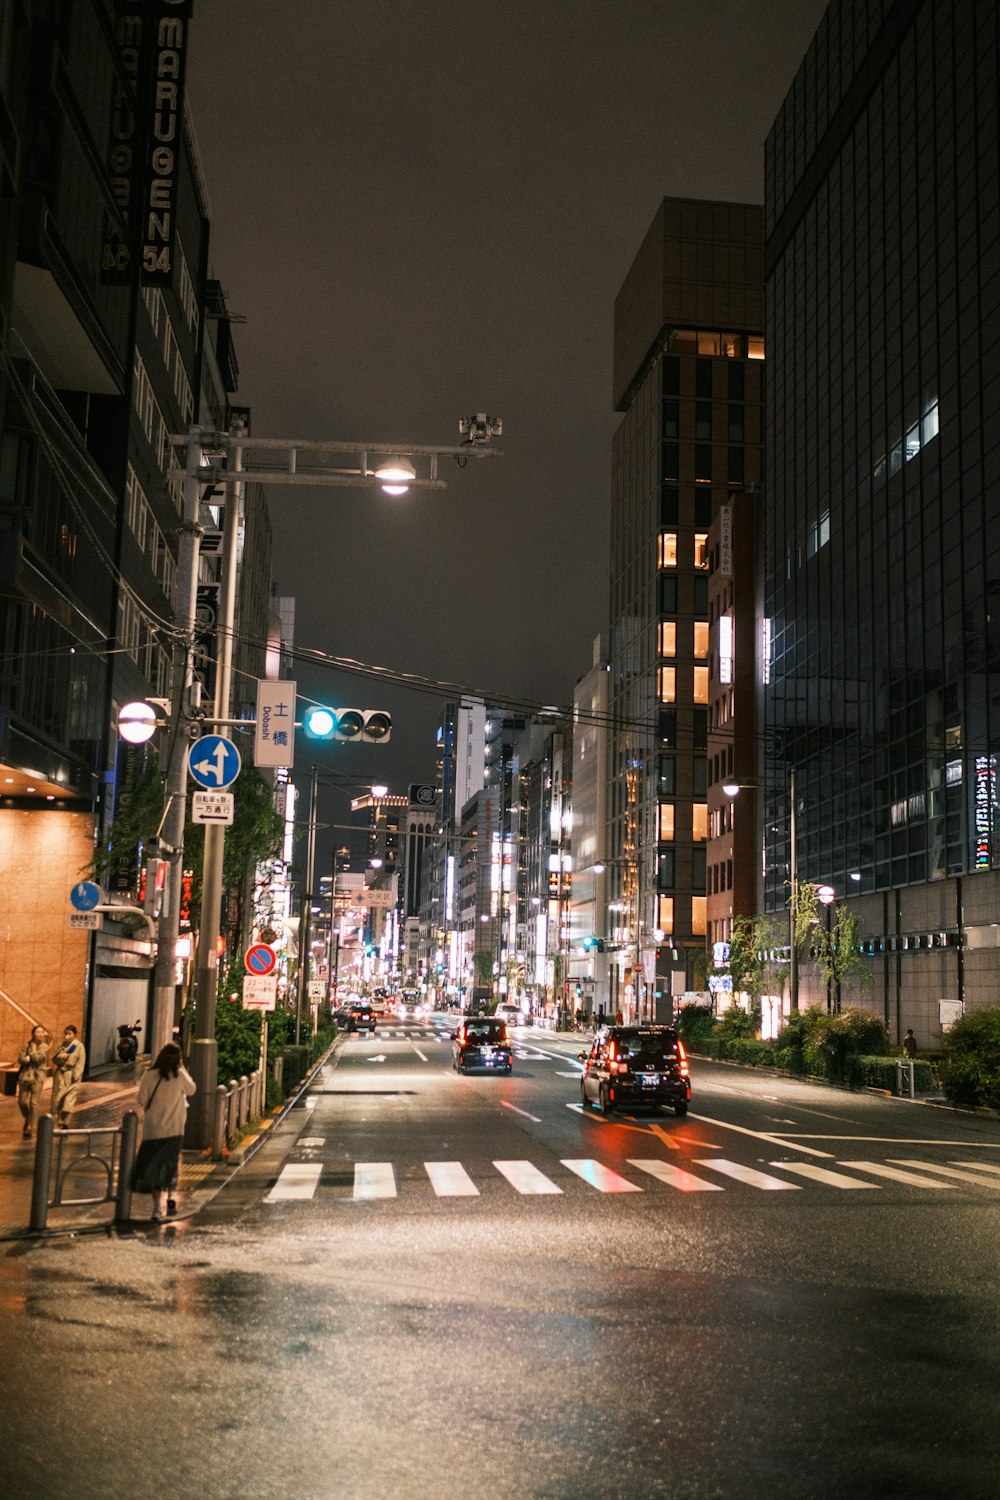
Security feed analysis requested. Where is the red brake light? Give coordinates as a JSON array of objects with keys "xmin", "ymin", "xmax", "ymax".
[
  {"xmin": 677, "ymin": 1038, "xmax": 689, "ymax": 1075},
  {"xmin": 608, "ymin": 1041, "xmax": 617, "ymax": 1062}
]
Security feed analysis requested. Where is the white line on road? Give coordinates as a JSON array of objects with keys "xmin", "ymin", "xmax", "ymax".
[
  {"xmin": 353, "ymin": 1163, "xmax": 397, "ymax": 1199},
  {"xmin": 768, "ymin": 1161, "xmax": 879, "ymax": 1189},
  {"xmin": 425, "ymin": 1162, "xmax": 480, "ymax": 1196},
  {"xmin": 687, "ymin": 1111, "xmax": 834, "ymax": 1159},
  {"xmin": 771, "ymin": 1135, "xmax": 1000, "ymax": 1146},
  {"xmin": 500, "ymin": 1100, "xmax": 542, "ymax": 1122},
  {"xmin": 264, "ymin": 1163, "xmax": 323, "ymax": 1202},
  {"xmin": 555, "ymin": 1069, "xmax": 584, "ymax": 1077},
  {"xmin": 305, "ymin": 1097, "xmax": 317, "ymax": 1109},
  {"xmin": 889, "ymin": 1160, "xmax": 1000, "ymax": 1189},
  {"xmin": 493, "ymin": 1160, "xmax": 562, "ymax": 1194},
  {"xmin": 952, "ymin": 1161, "xmax": 1000, "ymax": 1175},
  {"xmin": 837, "ymin": 1160, "xmax": 957, "ymax": 1188},
  {"xmin": 410, "ymin": 1043, "xmax": 428, "ymax": 1062},
  {"xmin": 628, "ymin": 1158, "xmax": 723, "ymax": 1192},
  {"xmin": 561, "ymin": 1159, "xmax": 642, "ymax": 1193},
  {"xmin": 695, "ymin": 1158, "xmax": 801, "ymax": 1191}
]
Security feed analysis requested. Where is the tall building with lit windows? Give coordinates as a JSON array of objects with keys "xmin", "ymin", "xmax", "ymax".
[
  {"xmin": 762, "ymin": 0, "xmax": 1000, "ymax": 1037},
  {"xmin": 608, "ymin": 198, "xmax": 764, "ymax": 1017}
]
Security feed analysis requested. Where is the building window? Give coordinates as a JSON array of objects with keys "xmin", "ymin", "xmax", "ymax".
[
  {"xmin": 661, "ymin": 489, "xmax": 679, "ymax": 525},
  {"xmin": 659, "ymin": 532, "xmax": 677, "ymax": 568},
  {"xmin": 694, "ymin": 532, "xmax": 709, "ymax": 569},
  {"xmin": 659, "ymin": 621, "xmax": 676, "ymax": 657},
  {"xmin": 696, "ymin": 360, "xmax": 713, "ymax": 397},
  {"xmin": 692, "ymin": 847, "xmax": 706, "ymax": 891},
  {"xmin": 692, "ymin": 709, "xmax": 707, "ymax": 749},
  {"xmin": 728, "ymin": 448, "xmax": 745, "ymax": 485},
  {"xmin": 747, "ymin": 336, "xmax": 765, "ymax": 359},
  {"xmin": 728, "ymin": 404, "xmax": 745, "ymax": 441},
  {"xmin": 696, "ymin": 402, "xmax": 712, "ymax": 440},
  {"xmin": 691, "ymin": 896, "xmax": 707, "ymax": 935},
  {"xmin": 693, "ymin": 576, "xmax": 708, "ymax": 613},
  {"xmin": 659, "ymin": 667, "xmax": 676, "ymax": 703},
  {"xmin": 659, "ymin": 709, "xmax": 676, "ymax": 745},
  {"xmin": 693, "ymin": 667, "xmax": 709, "ymax": 703},
  {"xmin": 661, "ymin": 444, "xmax": 679, "ymax": 481},
  {"xmin": 695, "ymin": 445, "xmax": 712, "ymax": 482},
  {"xmin": 658, "ymin": 756, "xmax": 675, "ymax": 793},
  {"xmin": 657, "ymin": 850, "xmax": 675, "ymax": 889},
  {"xmin": 659, "ymin": 804, "xmax": 675, "ymax": 841},
  {"xmin": 692, "ymin": 803, "xmax": 707, "ymax": 841},
  {"xmin": 662, "ymin": 401, "xmax": 679, "ymax": 439},
  {"xmin": 693, "ymin": 621, "xmax": 709, "ymax": 658},
  {"xmin": 659, "ymin": 575, "xmax": 677, "ymax": 613},
  {"xmin": 658, "ymin": 895, "xmax": 674, "ymax": 933}
]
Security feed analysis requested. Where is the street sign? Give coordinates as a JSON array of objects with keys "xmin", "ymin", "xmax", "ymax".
[
  {"xmin": 361, "ymin": 888, "xmax": 394, "ymax": 909},
  {"xmin": 307, "ymin": 979, "xmax": 324, "ymax": 1000},
  {"xmin": 242, "ymin": 975, "xmax": 277, "ymax": 1010},
  {"xmin": 188, "ymin": 734, "xmax": 241, "ymax": 789},
  {"xmin": 191, "ymin": 790, "xmax": 235, "ymax": 824},
  {"xmin": 255, "ymin": 678, "xmax": 296, "ymax": 768},
  {"xmin": 69, "ymin": 912, "xmax": 101, "ymax": 931},
  {"xmin": 70, "ymin": 880, "xmax": 102, "ymax": 912},
  {"xmin": 245, "ymin": 942, "xmax": 277, "ymax": 976}
]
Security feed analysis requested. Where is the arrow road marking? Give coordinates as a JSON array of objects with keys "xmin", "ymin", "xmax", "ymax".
[{"xmin": 366, "ymin": 1054, "xmax": 387, "ymax": 1063}]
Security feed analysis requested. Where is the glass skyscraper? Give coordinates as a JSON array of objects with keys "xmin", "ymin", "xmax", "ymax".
[{"xmin": 763, "ymin": 0, "xmax": 1000, "ymax": 1034}]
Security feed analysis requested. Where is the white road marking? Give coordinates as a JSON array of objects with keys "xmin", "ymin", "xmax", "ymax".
[
  {"xmin": 837, "ymin": 1160, "xmax": 957, "ymax": 1188},
  {"xmin": 353, "ymin": 1163, "xmax": 396, "ymax": 1199},
  {"xmin": 628, "ymin": 1158, "xmax": 722, "ymax": 1192},
  {"xmin": 493, "ymin": 1160, "xmax": 562, "ymax": 1195},
  {"xmin": 264, "ymin": 1163, "xmax": 322, "ymax": 1202},
  {"xmin": 296, "ymin": 1137, "xmax": 325, "ymax": 1149},
  {"xmin": 696, "ymin": 1158, "xmax": 801, "ymax": 1191},
  {"xmin": 500, "ymin": 1100, "xmax": 542, "ymax": 1122},
  {"xmin": 366, "ymin": 1055, "xmax": 387, "ymax": 1063},
  {"xmin": 555, "ymin": 1069, "xmax": 584, "ymax": 1077},
  {"xmin": 561, "ymin": 1159, "xmax": 642, "ymax": 1193},
  {"xmin": 889, "ymin": 1160, "xmax": 1000, "ymax": 1189},
  {"xmin": 768, "ymin": 1161, "xmax": 879, "ymax": 1189},
  {"xmin": 687, "ymin": 1111, "xmax": 834, "ymax": 1159},
  {"xmin": 952, "ymin": 1160, "xmax": 1000, "ymax": 1175},
  {"xmin": 425, "ymin": 1162, "xmax": 480, "ymax": 1196},
  {"xmin": 305, "ymin": 1097, "xmax": 317, "ymax": 1110},
  {"xmin": 410, "ymin": 1043, "xmax": 429, "ymax": 1062}
]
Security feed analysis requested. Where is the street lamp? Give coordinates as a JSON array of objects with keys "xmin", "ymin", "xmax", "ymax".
[
  {"xmin": 817, "ymin": 883, "xmax": 835, "ymax": 1012},
  {"xmin": 724, "ymin": 768, "xmax": 799, "ymax": 1010},
  {"xmin": 326, "ymin": 845, "xmax": 350, "ymax": 1005}
]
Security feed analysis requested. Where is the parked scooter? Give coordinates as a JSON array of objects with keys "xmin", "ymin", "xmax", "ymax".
[{"xmin": 116, "ymin": 1019, "xmax": 142, "ymax": 1063}]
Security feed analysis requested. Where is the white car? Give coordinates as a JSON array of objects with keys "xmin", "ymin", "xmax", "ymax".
[{"xmin": 494, "ymin": 1002, "xmax": 529, "ymax": 1027}]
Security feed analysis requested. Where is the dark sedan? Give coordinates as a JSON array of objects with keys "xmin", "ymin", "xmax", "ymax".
[
  {"xmin": 452, "ymin": 1018, "xmax": 513, "ymax": 1074},
  {"xmin": 580, "ymin": 1025, "xmax": 690, "ymax": 1114}
]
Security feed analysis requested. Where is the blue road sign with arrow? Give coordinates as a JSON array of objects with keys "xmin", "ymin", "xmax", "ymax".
[
  {"xmin": 188, "ymin": 734, "xmax": 241, "ymax": 789},
  {"xmin": 70, "ymin": 880, "xmax": 102, "ymax": 912}
]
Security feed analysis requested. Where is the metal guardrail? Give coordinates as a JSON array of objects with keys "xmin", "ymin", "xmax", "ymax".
[
  {"xmin": 896, "ymin": 1059, "xmax": 916, "ymax": 1098},
  {"xmin": 30, "ymin": 1112, "xmax": 138, "ymax": 1232},
  {"xmin": 212, "ymin": 1068, "xmax": 265, "ymax": 1161}
]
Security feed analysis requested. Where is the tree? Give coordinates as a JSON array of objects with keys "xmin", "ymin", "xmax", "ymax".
[
  {"xmin": 725, "ymin": 913, "xmax": 788, "ymax": 1022},
  {"xmin": 795, "ymin": 883, "xmax": 869, "ymax": 1011}
]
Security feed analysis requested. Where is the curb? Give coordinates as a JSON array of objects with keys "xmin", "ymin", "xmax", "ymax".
[
  {"xmin": 0, "ymin": 1037, "xmax": 341, "ymax": 1243},
  {"xmin": 689, "ymin": 1049, "xmax": 962, "ymax": 1109}
]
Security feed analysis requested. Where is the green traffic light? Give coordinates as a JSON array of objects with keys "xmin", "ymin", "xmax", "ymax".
[{"xmin": 304, "ymin": 706, "xmax": 336, "ymax": 738}]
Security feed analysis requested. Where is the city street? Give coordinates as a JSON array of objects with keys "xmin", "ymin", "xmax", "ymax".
[{"xmin": 4, "ymin": 1020, "xmax": 1000, "ymax": 1499}]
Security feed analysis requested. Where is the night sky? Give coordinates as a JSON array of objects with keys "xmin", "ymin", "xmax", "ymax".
[{"xmin": 184, "ymin": 1, "xmax": 828, "ymax": 855}]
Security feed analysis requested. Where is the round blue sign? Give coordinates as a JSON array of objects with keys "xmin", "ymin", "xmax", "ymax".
[
  {"xmin": 188, "ymin": 734, "xmax": 241, "ymax": 789},
  {"xmin": 70, "ymin": 880, "xmax": 102, "ymax": 912}
]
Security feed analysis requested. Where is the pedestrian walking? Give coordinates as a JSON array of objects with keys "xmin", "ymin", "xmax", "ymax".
[
  {"xmin": 902, "ymin": 1028, "xmax": 918, "ymax": 1059},
  {"xmin": 16, "ymin": 1025, "xmax": 49, "ymax": 1139},
  {"xmin": 50, "ymin": 1024, "xmax": 86, "ymax": 1129},
  {"xmin": 131, "ymin": 1042, "xmax": 196, "ymax": 1222}
]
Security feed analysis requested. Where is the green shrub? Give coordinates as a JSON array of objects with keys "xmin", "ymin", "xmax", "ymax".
[
  {"xmin": 816, "ymin": 1007, "xmax": 889, "ymax": 1080},
  {"xmin": 941, "ymin": 1007, "xmax": 1000, "ymax": 1109},
  {"xmin": 722, "ymin": 1037, "xmax": 775, "ymax": 1067},
  {"xmin": 716, "ymin": 1004, "xmax": 759, "ymax": 1040},
  {"xmin": 677, "ymin": 1005, "xmax": 715, "ymax": 1046},
  {"xmin": 854, "ymin": 1056, "xmax": 937, "ymax": 1093},
  {"xmin": 264, "ymin": 1073, "xmax": 284, "ymax": 1111}
]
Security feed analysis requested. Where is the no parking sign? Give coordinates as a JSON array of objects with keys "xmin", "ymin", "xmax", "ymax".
[{"xmin": 245, "ymin": 942, "xmax": 277, "ymax": 976}]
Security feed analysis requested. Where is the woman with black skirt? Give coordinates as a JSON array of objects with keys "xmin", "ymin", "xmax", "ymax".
[{"xmin": 131, "ymin": 1042, "xmax": 196, "ymax": 1221}]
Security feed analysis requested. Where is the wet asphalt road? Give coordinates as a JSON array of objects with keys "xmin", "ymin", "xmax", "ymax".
[{"xmin": 3, "ymin": 1018, "xmax": 1000, "ymax": 1500}]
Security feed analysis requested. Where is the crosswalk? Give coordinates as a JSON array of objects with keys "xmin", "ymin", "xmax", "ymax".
[{"xmin": 263, "ymin": 1153, "xmax": 1000, "ymax": 1204}]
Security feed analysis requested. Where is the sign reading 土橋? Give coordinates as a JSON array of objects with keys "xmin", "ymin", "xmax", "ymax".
[{"xmin": 255, "ymin": 680, "xmax": 297, "ymax": 769}]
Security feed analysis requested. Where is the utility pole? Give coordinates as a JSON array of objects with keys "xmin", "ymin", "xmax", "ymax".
[
  {"xmin": 789, "ymin": 765, "xmax": 799, "ymax": 1011},
  {"xmin": 295, "ymin": 764, "xmax": 319, "ymax": 1043}
]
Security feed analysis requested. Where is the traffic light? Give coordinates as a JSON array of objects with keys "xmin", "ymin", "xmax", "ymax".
[
  {"xmin": 582, "ymin": 936, "xmax": 606, "ymax": 953},
  {"xmin": 303, "ymin": 706, "xmax": 392, "ymax": 743}
]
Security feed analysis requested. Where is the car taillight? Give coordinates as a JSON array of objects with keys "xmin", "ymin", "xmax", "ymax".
[{"xmin": 676, "ymin": 1039, "xmax": 690, "ymax": 1076}]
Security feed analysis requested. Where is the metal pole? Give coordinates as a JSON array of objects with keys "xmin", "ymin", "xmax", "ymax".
[
  {"xmin": 789, "ymin": 766, "xmax": 799, "ymax": 1011},
  {"xmin": 150, "ymin": 436, "xmax": 204, "ymax": 1060},
  {"xmin": 115, "ymin": 1110, "xmax": 138, "ymax": 1224},
  {"xmin": 296, "ymin": 764, "xmax": 319, "ymax": 1043},
  {"xmin": 29, "ymin": 1115, "xmax": 54, "ymax": 1232},
  {"xmin": 188, "ymin": 435, "xmax": 244, "ymax": 1147}
]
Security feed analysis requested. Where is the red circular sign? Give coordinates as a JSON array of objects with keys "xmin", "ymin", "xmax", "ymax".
[{"xmin": 245, "ymin": 942, "xmax": 277, "ymax": 976}]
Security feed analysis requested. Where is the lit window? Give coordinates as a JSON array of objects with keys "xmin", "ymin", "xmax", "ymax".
[
  {"xmin": 692, "ymin": 804, "xmax": 707, "ymax": 841},
  {"xmin": 659, "ymin": 532, "xmax": 677, "ymax": 568},
  {"xmin": 693, "ymin": 667, "xmax": 709, "ymax": 703},
  {"xmin": 658, "ymin": 896, "xmax": 674, "ymax": 933},
  {"xmin": 747, "ymin": 336, "xmax": 765, "ymax": 359},
  {"xmin": 659, "ymin": 804, "xmax": 675, "ymax": 841},
  {"xmin": 694, "ymin": 532, "xmax": 709, "ymax": 569},
  {"xmin": 693, "ymin": 622, "xmax": 709, "ymax": 658},
  {"xmin": 659, "ymin": 621, "xmax": 676, "ymax": 657},
  {"xmin": 697, "ymin": 332, "xmax": 720, "ymax": 356},
  {"xmin": 691, "ymin": 896, "xmax": 707, "ymax": 935},
  {"xmin": 905, "ymin": 423, "xmax": 921, "ymax": 461},
  {"xmin": 922, "ymin": 402, "xmax": 939, "ymax": 444},
  {"xmin": 659, "ymin": 667, "xmax": 676, "ymax": 703}
]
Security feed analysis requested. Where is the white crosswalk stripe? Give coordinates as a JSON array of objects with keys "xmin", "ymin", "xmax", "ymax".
[
  {"xmin": 837, "ymin": 1160, "xmax": 956, "ymax": 1188},
  {"xmin": 628, "ymin": 1158, "xmax": 723, "ymax": 1192},
  {"xmin": 425, "ymin": 1161, "xmax": 480, "ymax": 1196},
  {"xmin": 951, "ymin": 1161, "xmax": 1000, "ymax": 1175},
  {"xmin": 265, "ymin": 1163, "xmax": 323, "ymax": 1202},
  {"xmin": 695, "ymin": 1158, "xmax": 801, "ymax": 1190},
  {"xmin": 493, "ymin": 1160, "xmax": 562, "ymax": 1194},
  {"xmin": 561, "ymin": 1159, "xmax": 642, "ymax": 1193},
  {"xmin": 889, "ymin": 1160, "xmax": 1000, "ymax": 1189},
  {"xmin": 353, "ymin": 1163, "xmax": 397, "ymax": 1199},
  {"xmin": 768, "ymin": 1161, "xmax": 879, "ymax": 1189}
]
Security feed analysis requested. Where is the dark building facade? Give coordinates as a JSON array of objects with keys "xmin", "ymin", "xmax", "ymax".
[
  {"xmin": 762, "ymin": 0, "xmax": 1000, "ymax": 1037},
  {"xmin": 609, "ymin": 197, "xmax": 764, "ymax": 1016}
]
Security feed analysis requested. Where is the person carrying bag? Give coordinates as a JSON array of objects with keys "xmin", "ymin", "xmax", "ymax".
[{"xmin": 131, "ymin": 1042, "xmax": 196, "ymax": 1222}]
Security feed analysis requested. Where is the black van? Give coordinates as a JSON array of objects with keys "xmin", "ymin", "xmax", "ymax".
[{"xmin": 579, "ymin": 1025, "xmax": 690, "ymax": 1114}]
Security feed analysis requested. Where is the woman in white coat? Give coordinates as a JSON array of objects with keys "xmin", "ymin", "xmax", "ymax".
[{"xmin": 131, "ymin": 1041, "xmax": 196, "ymax": 1221}]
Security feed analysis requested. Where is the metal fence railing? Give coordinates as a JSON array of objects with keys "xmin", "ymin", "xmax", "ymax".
[{"xmin": 30, "ymin": 1112, "xmax": 138, "ymax": 1232}]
